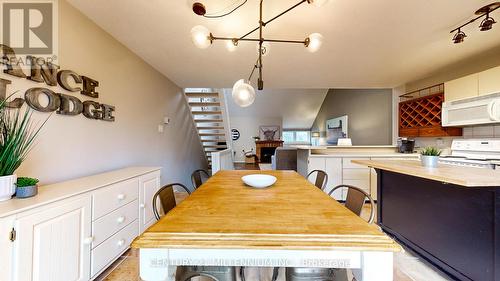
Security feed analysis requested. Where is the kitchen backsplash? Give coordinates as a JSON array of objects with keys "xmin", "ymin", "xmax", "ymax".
[
  {"xmin": 413, "ymin": 125, "xmax": 500, "ymax": 155},
  {"xmin": 463, "ymin": 125, "xmax": 500, "ymax": 138}
]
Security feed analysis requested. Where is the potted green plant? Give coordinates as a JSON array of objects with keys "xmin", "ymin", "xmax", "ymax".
[
  {"xmin": 420, "ymin": 146, "xmax": 442, "ymax": 168},
  {"xmin": 0, "ymin": 97, "xmax": 47, "ymax": 201},
  {"xmin": 15, "ymin": 177, "xmax": 39, "ymax": 198}
]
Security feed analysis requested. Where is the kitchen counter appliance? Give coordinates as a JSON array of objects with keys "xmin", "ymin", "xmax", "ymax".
[
  {"xmin": 397, "ymin": 138, "xmax": 415, "ymax": 153},
  {"xmin": 439, "ymin": 139, "xmax": 500, "ymax": 169}
]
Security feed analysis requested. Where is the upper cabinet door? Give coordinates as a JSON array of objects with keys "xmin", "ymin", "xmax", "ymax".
[
  {"xmin": 479, "ymin": 66, "xmax": 500, "ymax": 96},
  {"xmin": 444, "ymin": 73, "xmax": 479, "ymax": 102},
  {"xmin": 14, "ymin": 196, "xmax": 92, "ymax": 281}
]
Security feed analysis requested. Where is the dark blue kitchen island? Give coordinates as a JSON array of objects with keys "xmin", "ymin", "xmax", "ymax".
[{"xmin": 354, "ymin": 159, "xmax": 500, "ymax": 281}]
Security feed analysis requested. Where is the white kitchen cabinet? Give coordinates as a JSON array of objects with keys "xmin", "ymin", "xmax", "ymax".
[
  {"xmin": 0, "ymin": 216, "xmax": 15, "ymax": 281},
  {"xmin": 325, "ymin": 158, "xmax": 343, "ymax": 200},
  {"xmin": 13, "ymin": 196, "xmax": 92, "ymax": 281},
  {"xmin": 444, "ymin": 73, "xmax": 479, "ymax": 102},
  {"xmin": 139, "ymin": 170, "xmax": 161, "ymax": 232},
  {"xmin": 479, "ymin": 66, "xmax": 500, "ymax": 96},
  {"xmin": 0, "ymin": 167, "xmax": 161, "ymax": 281}
]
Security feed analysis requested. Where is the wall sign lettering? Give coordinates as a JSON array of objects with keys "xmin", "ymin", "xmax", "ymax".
[{"xmin": 0, "ymin": 44, "xmax": 115, "ymax": 121}]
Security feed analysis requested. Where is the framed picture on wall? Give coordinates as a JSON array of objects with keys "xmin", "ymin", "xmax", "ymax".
[
  {"xmin": 326, "ymin": 116, "xmax": 348, "ymax": 145},
  {"xmin": 259, "ymin": 125, "xmax": 281, "ymax": 141}
]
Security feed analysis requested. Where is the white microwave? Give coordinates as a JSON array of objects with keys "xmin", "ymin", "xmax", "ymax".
[{"xmin": 442, "ymin": 92, "xmax": 500, "ymax": 127}]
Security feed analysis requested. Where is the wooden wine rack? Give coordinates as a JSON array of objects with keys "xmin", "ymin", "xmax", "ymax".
[{"xmin": 399, "ymin": 91, "xmax": 462, "ymax": 137}]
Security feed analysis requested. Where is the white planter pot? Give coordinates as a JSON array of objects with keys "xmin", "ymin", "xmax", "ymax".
[
  {"xmin": 0, "ymin": 175, "xmax": 17, "ymax": 202},
  {"xmin": 421, "ymin": 155, "xmax": 439, "ymax": 168}
]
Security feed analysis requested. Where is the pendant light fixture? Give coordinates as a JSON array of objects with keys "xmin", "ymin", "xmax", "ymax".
[
  {"xmin": 190, "ymin": 0, "xmax": 327, "ymax": 107},
  {"xmin": 450, "ymin": 2, "xmax": 499, "ymax": 44}
]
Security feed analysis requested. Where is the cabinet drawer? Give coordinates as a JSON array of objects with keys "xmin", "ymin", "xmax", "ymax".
[
  {"xmin": 343, "ymin": 168, "xmax": 370, "ymax": 180},
  {"xmin": 91, "ymin": 220, "xmax": 139, "ymax": 277},
  {"xmin": 342, "ymin": 158, "xmax": 370, "ymax": 169},
  {"xmin": 343, "ymin": 179, "xmax": 370, "ymax": 194},
  {"xmin": 93, "ymin": 178, "xmax": 139, "ymax": 219},
  {"xmin": 92, "ymin": 199, "xmax": 138, "ymax": 248}
]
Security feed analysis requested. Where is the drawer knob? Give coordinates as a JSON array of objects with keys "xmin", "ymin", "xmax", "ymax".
[
  {"xmin": 117, "ymin": 216, "xmax": 126, "ymax": 224},
  {"xmin": 83, "ymin": 236, "xmax": 94, "ymax": 245},
  {"xmin": 117, "ymin": 239, "xmax": 125, "ymax": 247},
  {"xmin": 139, "ymin": 203, "xmax": 145, "ymax": 209},
  {"xmin": 117, "ymin": 194, "xmax": 126, "ymax": 200}
]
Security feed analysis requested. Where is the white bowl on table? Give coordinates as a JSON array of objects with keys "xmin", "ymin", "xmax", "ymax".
[{"xmin": 242, "ymin": 174, "xmax": 277, "ymax": 189}]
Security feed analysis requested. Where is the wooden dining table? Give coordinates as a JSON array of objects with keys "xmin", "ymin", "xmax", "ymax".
[{"xmin": 132, "ymin": 170, "xmax": 400, "ymax": 281}]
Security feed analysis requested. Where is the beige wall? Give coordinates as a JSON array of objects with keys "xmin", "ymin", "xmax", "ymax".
[{"xmin": 0, "ymin": 0, "xmax": 206, "ymax": 187}]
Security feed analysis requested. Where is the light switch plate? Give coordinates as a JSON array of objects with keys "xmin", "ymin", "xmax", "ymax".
[{"xmin": 158, "ymin": 124, "xmax": 164, "ymax": 133}]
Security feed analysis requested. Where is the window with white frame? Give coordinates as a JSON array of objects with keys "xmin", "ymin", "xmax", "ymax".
[{"xmin": 282, "ymin": 130, "xmax": 311, "ymax": 144}]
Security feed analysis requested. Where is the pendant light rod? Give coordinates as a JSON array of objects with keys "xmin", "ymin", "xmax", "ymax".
[
  {"xmin": 211, "ymin": 36, "xmax": 306, "ymax": 44},
  {"xmin": 450, "ymin": 4, "xmax": 499, "ymax": 33},
  {"xmin": 238, "ymin": 0, "xmax": 307, "ymax": 41},
  {"xmin": 257, "ymin": 0, "xmax": 264, "ymax": 90}
]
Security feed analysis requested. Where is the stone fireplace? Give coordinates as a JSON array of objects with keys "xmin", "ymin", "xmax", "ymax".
[{"xmin": 255, "ymin": 140, "xmax": 284, "ymax": 163}]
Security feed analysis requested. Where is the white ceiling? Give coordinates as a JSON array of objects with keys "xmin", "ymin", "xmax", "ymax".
[
  {"xmin": 67, "ymin": 0, "xmax": 500, "ymax": 89},
  {"xmin": 224, "ymin": 88, "xmax": 328, "ymax": 129}
]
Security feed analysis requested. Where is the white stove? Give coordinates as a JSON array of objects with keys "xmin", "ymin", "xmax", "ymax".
[{"xmin": 439, "ymin": 139, "xmax": 500, "ymax": 169}]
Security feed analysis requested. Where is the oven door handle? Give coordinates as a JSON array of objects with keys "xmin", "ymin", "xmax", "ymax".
[{"xmin": 488, "ymin": 100, "xmax": 500, "ymax": 121}]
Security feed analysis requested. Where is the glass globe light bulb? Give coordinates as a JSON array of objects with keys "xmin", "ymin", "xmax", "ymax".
[
  {"xmin": 232, "ymin": 79, "xmax": 256, "ymax": 107},
  {"xmin": 306, "ymin": 33, "xmax": 323, "ymax": 53},
  {"xmin": 191, "ymin": 25, "xmax": 211, "ymax": 49}
]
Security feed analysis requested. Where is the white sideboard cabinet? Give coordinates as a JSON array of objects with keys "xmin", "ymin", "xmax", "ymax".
[{"xmin": 0, "ymin": 167, "xmax": 161, "ymax": 281}]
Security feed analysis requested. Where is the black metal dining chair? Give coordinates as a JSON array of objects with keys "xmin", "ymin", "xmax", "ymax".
[
  {"xmin": 152, "ymin": 183, "xmax": 236, "ymax": 281},
  {"xmin": 191, "ymin": 169, "xmax": 210, "ymax": 190},
  {"xmin": 280, "ymin": 185, "xmax": 376, "ymax": 281},
  {"xmin": 152, "ymin": 183, "xmax": 191, "ymax": 220},
  {"xmin": 307, "ymin": 170, "xmax": 328, "ymax": 190},
  {"xmin": 328, "ymin": 184, "xmax": 375, "ymax": 223}
]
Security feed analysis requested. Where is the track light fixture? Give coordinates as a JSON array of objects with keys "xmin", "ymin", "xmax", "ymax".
[
  {"xmin": 450, "ymin": 2, "xmax": 499, "ymax": 44},
  {"xmin": 480, "ymin": 13, "xmax": 497, "ymax": 31},
  {"xmin": 190, "ymin": 0, "xmax": 327, "ymax": 107},
  {"xmin": 452, "ymin": 29, "xmax": 467, "ymax": 44}
]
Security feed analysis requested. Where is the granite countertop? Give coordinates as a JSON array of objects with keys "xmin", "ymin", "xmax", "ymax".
[
  {"xmin": 353, "ymin": 160, "xmax": 500, "ymax": 187},
  {"xmin": 0, "ymin": 167, "xmax": 161, "ymax": 218}
]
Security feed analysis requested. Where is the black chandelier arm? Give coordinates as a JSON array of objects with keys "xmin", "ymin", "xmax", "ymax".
[
  {"xmin": 450, "ymin": 4, "xmax": 500, "ymax": 33},
  {"xmin": 238, "ymin": 0, "xmax": 308, "ymax": 41},
  {"xmin": 211, "ymin": 36, "xmax": 307, "ymax": 45}
]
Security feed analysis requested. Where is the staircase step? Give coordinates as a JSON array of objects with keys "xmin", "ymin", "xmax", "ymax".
[
  {"xmin": 191, "ymin": 111, "xmax": 222, "ymax": 115},
  {"xmin": 204, "ymin": 145, "xmax": 228, "ymax": 148},
  {"xmin": 194, "ymin": 119, "xmax": 223, "ymax": 123},
  {"xmin": 197, "ymin": 126, "xmax": 224, "ymax": 130},
  {"xmin": 188, "ymin": 102, "xmax": 221, "ymax": 107},
  {"xmin": 199, "ymin": 133, "xmax": 225, "ymax": 136},
  {"xmin": 185, "ymin": 92, "xmax": 219, "ymax": 98}
]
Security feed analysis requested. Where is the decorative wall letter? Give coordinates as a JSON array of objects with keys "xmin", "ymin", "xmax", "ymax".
[
  {"xmin": 27, "ymin": 56, "xmax": 59, "ymax": 86},
  {"xmin": 57, "ymin": 70, "xmax": 83, "ymax": 92},
  {"xmin": 101, "ymin": 104, "xmax": 115, "ymax": 122},
  {"xmin": 25, "ymin": 88, "xmax": 61, "ymax": 112},
  {"xmin": 57, "ymin": 93, "xmax": 84, "ymax": 116},
  {"xmin": 83, "ymin": 101, "xmax": 102, "ymax": 119},
  {"xmin": 81, "ymin": 76, "xmax": 99, "ymax": 98},
  {"xmin": 0, "ymin": 78, "xmax": 24, "ymax": 108},
  {"xmin": 0, "ymin": 45, "xmax": 27, "ymax": 78}
]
